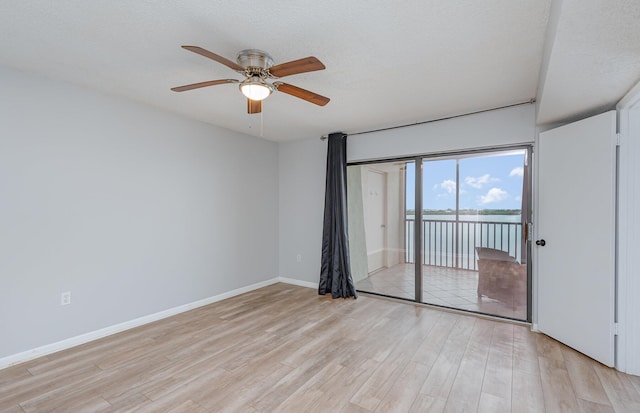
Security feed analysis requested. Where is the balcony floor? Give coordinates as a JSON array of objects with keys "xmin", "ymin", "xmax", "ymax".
[{"xmin": 355, "ymin": 263, "xmax": 527, "ymax": 320}]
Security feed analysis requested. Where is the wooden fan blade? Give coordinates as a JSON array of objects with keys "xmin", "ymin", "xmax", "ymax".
[
  {"xmin": 181, "ymin": 46, "xmax": 245, "ymax": 72},
  {"xmin": 247, "ymin": 99, "xmax": 262, "ymax": 114},
  {"xmin": 269, "ymin": 56, "xmax": 325, "ymax": 78},
  {"xmin": 171, "ymin": 79, "xmax": 238, "ymax": 92},
  {"xmin": 275, "ymin": 83, "xmax": 330, "ymax": 106}
]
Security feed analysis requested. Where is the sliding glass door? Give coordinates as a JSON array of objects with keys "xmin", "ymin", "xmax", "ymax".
[
  {"xmin": 421, "ymin": 150, "xmax": 528, "ymax": 320},
  {"xmin": 348, "ymin": 147, "xmax": 531, "ymax": 321},
  {"xmin": 347, "ymin": 160, "xmax": 415, "ymax": 299}
]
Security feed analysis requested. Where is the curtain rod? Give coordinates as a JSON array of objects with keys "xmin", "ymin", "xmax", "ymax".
[{"xmin": 320, "ymin": 99, "xmax": 535, "ymax": 140}]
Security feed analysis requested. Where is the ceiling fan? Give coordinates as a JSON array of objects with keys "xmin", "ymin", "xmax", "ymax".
[{"xmin": 171, "ymin": 46, "xmax": 330, "ymax": 114}]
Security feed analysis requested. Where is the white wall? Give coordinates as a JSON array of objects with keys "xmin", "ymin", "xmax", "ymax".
[
  {"xmin": 0, "ymin": 67, "xmax": 279, "ymax": 359},
  {"xmin": 278, "ymin": 105, "xmax": 536, "ymax": 288},
  {"xmin": 278, "ymin": 138, "xmax": 327, "ymax": 285},
  {"xmin": 347, "ymin": 104, "xmax": 535, "ymax": 162}
]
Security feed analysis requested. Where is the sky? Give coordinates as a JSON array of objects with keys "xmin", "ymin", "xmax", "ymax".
[{"xmin": 406, "ymin": 151, "xmax": 525, "ymax": 210}]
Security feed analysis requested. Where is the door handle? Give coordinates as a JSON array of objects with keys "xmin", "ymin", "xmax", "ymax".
[{"xmin": 536, "ymin": 239, "xmax": 546, "ymax": 246}]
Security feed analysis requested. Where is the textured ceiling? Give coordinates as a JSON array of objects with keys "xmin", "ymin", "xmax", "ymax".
[
  {"xmin": 0, "ymin": 1, "xmax": 637, "ymax": 141},
  {"xmin": 537, "ymin": 0, "xmax": 640, "ymax": 125}
]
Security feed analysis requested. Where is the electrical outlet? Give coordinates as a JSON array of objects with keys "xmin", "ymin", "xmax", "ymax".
[
  {"xmin": 60, "ymin": 291, "xmax": 71, "ymax": 306},
  {"xmin": 296, "ymin": 254, "xmax": 302, "ymax": 262}
]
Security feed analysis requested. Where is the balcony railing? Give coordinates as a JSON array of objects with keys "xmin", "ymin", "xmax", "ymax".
[{"xmin": 405, "ymin": 218, "xmax": 523, "ymax": 271}]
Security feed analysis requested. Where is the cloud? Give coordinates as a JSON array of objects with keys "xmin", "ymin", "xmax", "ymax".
[
  {"xmin": 510, "ymin": 167, "xmax": 524, "ymax": 177},
  {"xmin": 479, "ymin": 187, "xmax": 508, "ymax": 204},
  {"xmin": 434, "ymin": 179, "xmax": 456, "ymax": 194},
  {"xmin": 464, "ymin": 174, "xmax": 498, "ymax": 189}
]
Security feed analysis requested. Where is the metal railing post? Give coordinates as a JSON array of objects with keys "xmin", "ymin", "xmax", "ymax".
[{"xmin": 406, "ymin": 218, "xmax": 522, "ymax": 271}]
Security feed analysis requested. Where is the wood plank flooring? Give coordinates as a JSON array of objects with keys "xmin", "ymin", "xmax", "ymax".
[{"xmin": 1, "ymin": 283, "xmax": 639, "ymax": 412}]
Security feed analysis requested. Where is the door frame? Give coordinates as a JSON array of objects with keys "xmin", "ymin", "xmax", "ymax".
[
  {"xmin": 616, "ymin": 81, "xmax": 640, "ymax": 375},
  {"xmin": 363, "ymin": 167, "xmax": 387, "ymax": 273}
]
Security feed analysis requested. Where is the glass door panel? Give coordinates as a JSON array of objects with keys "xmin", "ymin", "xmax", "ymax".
[
  {"xmin": 420, "ymin": 150, "xmax": 528, "ymax": 320},
  {"xmin": 348, "ymin": 160, "xmax": 415, "ymax": 300},
  {"xmin": 421, "ymin": 159, "xmax": 457, "ymax": 268}
]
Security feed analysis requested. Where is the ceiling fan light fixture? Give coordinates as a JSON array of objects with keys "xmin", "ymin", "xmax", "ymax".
[
  {"xmin": 173, "ymin": 46, "xmax": 330, "ymax": 114},
  {"xmin": 240, "ymin": 77, "xmax": 273, "ymax": 101}
]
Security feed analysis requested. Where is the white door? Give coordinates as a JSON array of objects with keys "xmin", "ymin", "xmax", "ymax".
[
  {"xmin": 364, "ymin": 169, "xmax": 386, "ymax": 272},
  {"xmin": 537, "ymin": 111, "xmax": 616, "ymax": 367}
]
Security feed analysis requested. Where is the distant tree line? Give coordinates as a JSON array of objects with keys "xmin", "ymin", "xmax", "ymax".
[{"xmin": 406, "ymin": 209, "xmax": 521, "ymax": 215}]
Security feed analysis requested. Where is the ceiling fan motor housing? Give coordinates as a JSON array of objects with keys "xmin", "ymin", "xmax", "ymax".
[{"xmin": 236, "ymin": 49, "xmax": 274, "ymax": 74}]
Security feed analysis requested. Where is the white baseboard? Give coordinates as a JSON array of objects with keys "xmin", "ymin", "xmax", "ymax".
[
  {"xmin": 0, "ymin": 277, "xmax": 282, "ymax": 370},
  {"xmin": 277, "ymin": 277, "xmax": 318, "ymax": 289}
]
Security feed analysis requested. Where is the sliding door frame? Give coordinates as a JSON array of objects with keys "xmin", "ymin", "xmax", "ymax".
[
  {"xmin": 414, "ymin": 157, "xmax": 423, "ymax": 302},
  {"xmin": 349, "ymin": 144, "xmax": 533, "ymax": 322}
]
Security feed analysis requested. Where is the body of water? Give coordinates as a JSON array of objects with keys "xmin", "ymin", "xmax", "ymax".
[{"xmin": 405, "ymin": 214, "xmax": 525, "ymax": 269}]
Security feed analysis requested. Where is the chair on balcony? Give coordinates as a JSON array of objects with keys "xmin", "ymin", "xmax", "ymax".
[{"xmin": 475, "ymin": 247, "xmax": 526, "ymax": 307}]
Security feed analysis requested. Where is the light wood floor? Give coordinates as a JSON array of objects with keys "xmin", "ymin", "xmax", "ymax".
[{"xmin": 1, "ymin": 283, "xmax": 639, "ymax": 412}]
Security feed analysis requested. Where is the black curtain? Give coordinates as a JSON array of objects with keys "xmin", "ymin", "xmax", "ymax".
[{"xmin": 318, "ymin": 133, "xmax": 357, "ymax": 299}]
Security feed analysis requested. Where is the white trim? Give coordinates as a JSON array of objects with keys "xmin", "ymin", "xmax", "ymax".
[
  {"xmin": 532, "ymin": 130, "xmax": 540, "ymax": 329},
  {"xmin": 277, "ymin": 277, "xmax": 318, "ymax": 289},
  {"xmin": 0, "ymin": 278, "xmax": 280, "ymax": 370},
  {"xmin": 0, "ymin": 276, "xmax": 340, "ymax": 370},
  {"xmin": 616, "ymin": 80, "xmax": 640, "ymax": 375}
]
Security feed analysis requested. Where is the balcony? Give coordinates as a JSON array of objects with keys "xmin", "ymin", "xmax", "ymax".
[
  {"xmin": 404, "ymin": 218, "xmax": 524, "ymax": 271},
  {"xmin": 355, "ymin": 217, "xmax": 527, "ymax": 320}
]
